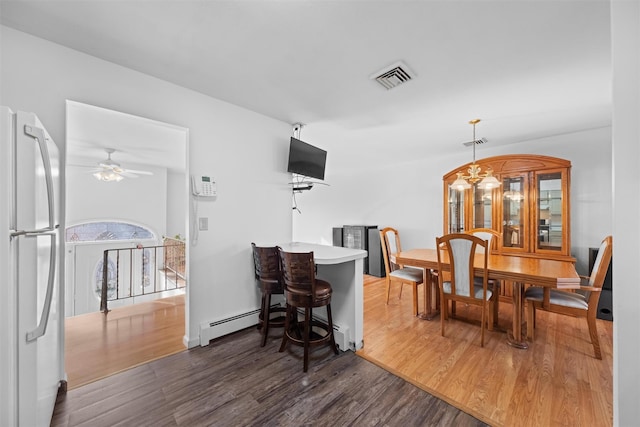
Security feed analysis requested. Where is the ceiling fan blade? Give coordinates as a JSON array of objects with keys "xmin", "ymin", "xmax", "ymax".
[
  {"xmin": 81, "ymin": 169, "xmax": 103, "ymax": 174},
  {"xmin": 118, "ymin": 171, "xmax": 140, "ymax": 178},
  {"xmin": 122, "ymin": 169, "xmax": 153, "ymax": 175},
  {"xmin": 72, "ymin": 149, "xmax": 154, "ymax": 178},
  {"xmin": 68, "ymin": 163, "xmax": 100, "ymax": 169},
  {"xmin": 99, "ymin": 161, "xmax": 120, "ymax": 169}
]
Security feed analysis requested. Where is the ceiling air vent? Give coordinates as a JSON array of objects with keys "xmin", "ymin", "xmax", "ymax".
[
  {"xmin": 463, "ymin": 137, "xmax": 488, "ymax": 147},
  {"xmin": 371, "ymin": 61, "xmax": 414, "ymax": 90}
]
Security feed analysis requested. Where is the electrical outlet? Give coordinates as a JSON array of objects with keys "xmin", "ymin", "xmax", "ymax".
[{"xmin": 198, "ymin": 217, "xmax": 208, "ymax": 231}]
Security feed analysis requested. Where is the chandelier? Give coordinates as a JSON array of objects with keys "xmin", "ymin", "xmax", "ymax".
[{"xmin": 451, "ymin": 119, "xmax": 501, "ymax": 191}]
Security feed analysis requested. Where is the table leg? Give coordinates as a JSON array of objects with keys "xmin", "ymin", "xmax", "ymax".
[
  {"xmin": 507, "ymin": 281, "xmax": 529, "ymax": 349},
  {"xmin": 418, "ymin": 270, "xmax": 440, "ymax": 321}
]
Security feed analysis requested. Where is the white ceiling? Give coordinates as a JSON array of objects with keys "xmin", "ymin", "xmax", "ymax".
[
  {"xmin": 65, "ymin": 101, "xmax": 187, "ymax": 173},
  {"xmin": 0, "ymin": 0, "xmax": 611, "ymax": 170}
]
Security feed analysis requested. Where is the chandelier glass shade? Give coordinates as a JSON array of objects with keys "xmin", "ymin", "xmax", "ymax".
[{"xmin": 452, "ymin": 119, "xmax": 501, "ymax": 191}]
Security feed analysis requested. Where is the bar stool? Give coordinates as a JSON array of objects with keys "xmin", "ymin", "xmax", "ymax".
[
  {"xmin": 251, "ymin": 243, "xmax": 287, "ymax": 347},
  {"xmin": 277, "ymin": 247, "xmax": 339, "ymax": 372}
]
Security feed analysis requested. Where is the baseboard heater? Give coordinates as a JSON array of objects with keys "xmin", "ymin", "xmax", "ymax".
[
  {"xmin": 332, "ymin": 323, "xmax": 351, "ymax": 352},
  {"xmin": 297, "ymin": 309, "xmax": 351, "ymax": 352},
  {"xmin": 199, "ymin": 306, "xmax": 351, "ymax": 351},
  {"xmin": 199, "ymin": 308, "xmax": 261, "ymax": 346}
]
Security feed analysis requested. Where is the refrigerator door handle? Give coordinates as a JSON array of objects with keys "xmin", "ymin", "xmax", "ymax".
[
  {"xmin": 25, "ymin": 232, "xmax": 57, "ymax": 342},
  {"xmin": 10, "ymin": 224, "xmax": 59, "ymax": 238},
  {"xmin": 23, "ymin": 123, "xmax": 56, "ymax": 229}
]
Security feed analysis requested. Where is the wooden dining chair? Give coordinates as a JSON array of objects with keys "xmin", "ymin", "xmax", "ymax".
[
  {"xmin": 251, "ymin": 243, "xmax": 286, "ymax": 347},
  {"xmin": 379, "ymin": 227, "xmax": 424, "ymax": 316},
  {"xmin": 436, "ymin": 233, "xmax": 496, "ymax": 347},
  {"xmin": 277, "ymin": 247, "xmax": 339, "ymax": 372},
  {"xmin": 525, "ymin": 235, "xmax": 612, "ymax": 359},
  {"xmin": 466, "ymin": 228, "xmax": 500, "ymax": 253},
  {"xmin": 466, "ymin": 228, "xmax": 501, "ymax": 327}
]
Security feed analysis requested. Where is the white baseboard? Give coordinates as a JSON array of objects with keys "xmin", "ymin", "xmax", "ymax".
[{"xmin": 184, "ymin": 334, "xmax": 199, "ymax": 349}]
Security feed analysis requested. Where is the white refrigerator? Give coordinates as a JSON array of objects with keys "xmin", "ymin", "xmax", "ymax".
[{"xmin": 1, "ymin": 106, "xmax": 64, "ymax": 426}]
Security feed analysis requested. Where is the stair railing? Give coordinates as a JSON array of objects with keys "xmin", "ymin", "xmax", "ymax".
[{"xmin": 100, "ymin": 239, "xmax": 186, "ymax": 313}]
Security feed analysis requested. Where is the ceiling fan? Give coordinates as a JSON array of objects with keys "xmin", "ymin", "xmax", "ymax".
[{"xmin": 90, "ymin": 148, "xmax": 153, "ymax": 182}]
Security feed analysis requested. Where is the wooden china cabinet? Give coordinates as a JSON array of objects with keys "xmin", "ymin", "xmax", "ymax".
[{"xmin": 443, "ymin": 154, "xmax": 573, "ymax": 262}]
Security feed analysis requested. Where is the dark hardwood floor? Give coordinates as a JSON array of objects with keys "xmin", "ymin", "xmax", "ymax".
[{"xmin": 52, "ymin": 325, "xmax": 486, "ymax": 426}]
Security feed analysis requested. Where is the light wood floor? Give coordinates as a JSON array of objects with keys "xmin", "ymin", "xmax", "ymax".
[
  {"xmin": 358, "ymin": 275, "xmax": 613, "ymax": 427},
  {"xmin": 64, "ymin": 278, "xmax": 613, "ymax": 426},
  {"xmin": 64, "ymin": 294, "xmax": 186, "ymax": 389}
]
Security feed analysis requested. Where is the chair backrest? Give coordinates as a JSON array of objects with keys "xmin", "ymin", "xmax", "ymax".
[
  {"xmin": 436, "ymin": 233, "xmax": 488, "ymax": 298},
  {"xmin": 277, "ymin": 247, "xmax": 317, "ymax": 296},
  {"xmin": 466, "ymin": 228, "xmax": 500, "ymax": 254},
  {"xmin": 379, "ymin": 227, "xmax": 403, "ymax": 274},
  {"xmin": 585, "ymin": 235, "xmax": 613, "ymax": 305},
  {"xmin": 251, "ymin": 243, "xmax": 281, "ymax": 283}
]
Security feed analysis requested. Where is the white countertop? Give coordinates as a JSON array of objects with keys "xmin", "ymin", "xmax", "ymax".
[{"xmin": 277, "ymin": 242, "xmax": 367, "ymax": 265}]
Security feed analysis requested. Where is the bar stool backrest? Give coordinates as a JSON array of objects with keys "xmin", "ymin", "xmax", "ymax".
[{"xmin": 278, "ymin": 248, "xmax": 317, "ymax": 298}]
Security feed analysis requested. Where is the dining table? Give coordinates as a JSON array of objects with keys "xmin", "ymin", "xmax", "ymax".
[{"xmin": 395, "ymin": 248, "xmax": 580, "ymax": 349}]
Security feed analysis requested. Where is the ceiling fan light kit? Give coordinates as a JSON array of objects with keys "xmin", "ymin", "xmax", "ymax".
[
  {"xmin": 91, "ymin": 148, "xmax": 153, "ymax": 182},
  {"xmin": 93, "ymin": 170, "xmax": 124, "ymax": 182}
]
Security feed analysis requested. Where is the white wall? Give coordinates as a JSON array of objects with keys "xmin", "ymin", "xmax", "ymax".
[
  {"xmin": 66, "ymin": 162, "xmax": 167, "ymax": 239},
  {"xmin": 611, "ymin": 1, "xmax": 640, "ymax": 425},
  {"xmin": 166, "ymin": 170, "xmax": 187, "ymax": 239},
  {"xmin": 293, "ymin": 126, "xmax": 612, "ymax": 275},
  {"xmin": 0, "ymin": 26, "xmax": 293, "ymax": 348}
]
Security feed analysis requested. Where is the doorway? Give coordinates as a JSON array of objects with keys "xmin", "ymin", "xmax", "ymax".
[{"xmin": 64, "ymin": 101, "xmax": 189, "ymax": 388}]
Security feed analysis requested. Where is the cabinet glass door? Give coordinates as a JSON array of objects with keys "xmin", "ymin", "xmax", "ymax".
[
  {"xmin": 502, "ymin": 176, "xmax": 525, "ymax": 249},
  {"xmin": 448, "ymin": 186, "xmax": 465, "ymax": 233},
  {"xmin": 472, "ymin": 184, "xmax": 493, "ymax": 229},
  {"xmin": 537, "ymin": 172, "xmax": 563, "ymax": 251}
]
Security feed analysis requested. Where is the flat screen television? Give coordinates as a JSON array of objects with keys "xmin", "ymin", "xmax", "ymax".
[{"xmin": 287, "ymin": 137, "xmax": 327, "ymax": 180}]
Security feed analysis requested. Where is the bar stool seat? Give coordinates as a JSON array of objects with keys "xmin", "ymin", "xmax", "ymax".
[
  {"xmin": 277, "ymin": 247, "xmax": 339, "ymax": 372},
  {"xmin": 286, "ymin": 280, "xmax": 332, "ymax": 301}
]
